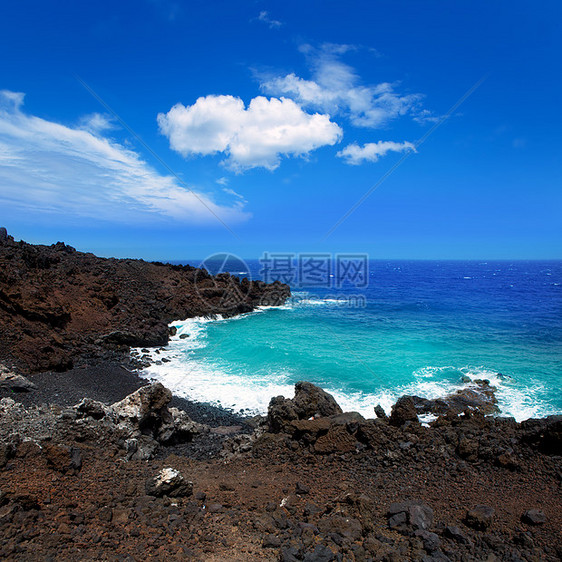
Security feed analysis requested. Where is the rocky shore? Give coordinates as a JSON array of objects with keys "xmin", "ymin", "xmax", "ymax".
[
  {"xmin": 0, "ymin": 233, "xmax": 561, "ymax": 561},
  {"xmin": 0, "ymin": 368, "xmax": 561, "ymax": 561}
]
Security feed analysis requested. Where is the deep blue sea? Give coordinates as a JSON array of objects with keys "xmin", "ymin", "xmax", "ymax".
[{"xmin": 139, "ymin": 260, "xmax": 562, "ymax": 421}]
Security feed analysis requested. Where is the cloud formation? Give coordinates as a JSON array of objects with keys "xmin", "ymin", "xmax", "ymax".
[
  {"xmin": 256, "ymin": 11, "xmax": 282, "ymax": 29},
  {"xmin": 337, "ymin": 141, "xmax": 415, "ymax": 165},
  {"xmin": 261, "ymin": 44, "xmax": 427, "ymax": 128},
  {"xmin": 157, "ymin": 94, "xmax": 342, "ymax": 171},
  {"xmin": 0, "ymin": 90, "xmax": 249, "ymax": 225}
]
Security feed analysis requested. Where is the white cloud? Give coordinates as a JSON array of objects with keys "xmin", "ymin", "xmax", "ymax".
[
  {"xmin": 157, "ymin": 94, "xmax": 342, "ymax": 172},
  {"xmin": 412, "ymin": 109, "xmax": 441, "ymax": 125},
  {"xmin": 0, "ymin": 90, "xmax": 249, "ymax": 225},
  {"xmin": 257, "ymin": 11, "xmax": 282, "ymax": 29},
  {"xmin": 261, "ymin": 44, "xmax": 429, "ymax": 128},
  {"xmin": 337, "ymin": 141, "xmax": 415, "ymax": 165},
  {"xmin": 78, "ymin": 112, "xmax": 116, "ymax": 134},
  {"xmin": 222, "ymin": 187, "xmax": 246, "ymax": 202}
]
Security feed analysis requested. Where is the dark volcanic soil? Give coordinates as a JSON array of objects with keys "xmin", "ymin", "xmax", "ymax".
[{"xmin": 0, "ymin": 372, "xmax": 561, "ymax": 561}]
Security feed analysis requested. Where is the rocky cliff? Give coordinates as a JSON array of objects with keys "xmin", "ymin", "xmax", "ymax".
[{"xmin": 0, "ymin": 229, "xmax": 290, "ymax": 373}]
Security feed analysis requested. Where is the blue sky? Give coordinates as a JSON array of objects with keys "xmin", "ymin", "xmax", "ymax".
[{"xmin": 0, "ymin": 0, "xmax": 561, "ymax": 260}]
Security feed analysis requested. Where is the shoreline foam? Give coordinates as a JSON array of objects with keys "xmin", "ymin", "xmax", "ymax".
[{"xmin": 134, "ymin": 308, "xmax": 559, "ymax": 422}]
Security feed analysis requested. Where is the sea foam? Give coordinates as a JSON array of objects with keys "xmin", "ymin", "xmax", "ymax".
[{"xmin": 135, "ymin": 306, "xmax": 558, "ymax": 422}]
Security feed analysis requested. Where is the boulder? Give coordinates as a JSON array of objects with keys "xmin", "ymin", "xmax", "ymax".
[
  {"xmin": 74, "ymin": 398, "xmax": 107, "ymax": 420},
  {"xmin": 158, "ymin": 407, "xmax": 207, "ymax": 444},
  {"xmin": 267, "ymin": 382, "xmax": 343, "ymax": 433},
  {"xmin": 521, "ymin": 509, "xmax": 546, "ymax": 526},
  {"xmin": 415, "ymin": 530, "xmax": 440, "ymax": 552},
  {"xmin": 145, "ymin": 467, "xmax": 193, "ymax": 498},
  {"xmin": 292, "ymin": 382, "xmax": 343, "ymax": 419},
  {"xmin": 465, "ymin": 505, "xmax": 494, "ymax": 530},
  {"xmin": 444, "ymin": 525, "xmax": 472, "ymax": 545},
  {"xmin": 389, "ymin": 396, "xmax": 419, "ymax": 427},
  {"xmin": 267, "ymin": 396, "xmax": 298, "ymax": 432},
  {"xmin": 109, "ymin": 382, "xmax": 172, "ymax": 434},
  {"xmin": 73, "ymin": 384, "xmax": 205, "ymax": 458},
  {"xmin": 388, "ymin": 500, "xmax": 434, "ymax": 533},
  {"xmin": 0, "ymin": 366, "xmax": 37, "ymax": 392}
]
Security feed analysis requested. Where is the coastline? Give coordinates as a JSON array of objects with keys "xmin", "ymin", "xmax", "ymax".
[
  {"xmin": 1, "ymin": 358, "xmax": 561, "ymax": 560},
  {"xmin": 1, "ymin": 235, "xmax": 561, "ymax": 560}
]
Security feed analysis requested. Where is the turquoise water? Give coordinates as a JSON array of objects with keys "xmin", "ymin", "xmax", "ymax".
[{"xmin": 139, "ymin": 261, "xmax": 562, "ymax": 421}]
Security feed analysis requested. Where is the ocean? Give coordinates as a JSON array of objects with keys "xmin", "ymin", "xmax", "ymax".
[{"xmin": 138, "ymin": 260, "xmax": 562, "ymax": 422}]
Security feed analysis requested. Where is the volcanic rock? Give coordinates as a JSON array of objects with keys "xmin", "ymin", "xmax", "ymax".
[
  {"xmin": 292, "ymin": 382, "xmax": 343, "ymax": 419},
  {"xmin": 0, "ymin": 234, "xmax": 290, "ymax": 372},
  {"xmin": 410, "ymin": 379, "xmax": 499, "ymax": 416},
  {"xmin": 521, "ymin": 509, "xmax": 546, "ymax": 525},
  {"xmin": 465, "ymin": 505, "xmax": 494, "ymax": 530},
  {"xmin": 415, "ymin": 530, "xmax": 441, "ymax": 552},
  {"xmin": 521, "ymin": 415, "xmax": 562, "ymax": 454},
  {"xmin": 388, "ymin": 500, "xmax": 434, "ymax": 533},
  {"xmin": 44, "ymin": 444, "xmax": 82, "ymax": 474},
  {"xmin": 0, "ymin": 366, "xmax": 37, "ymax": 392},
  {"xmin": 389, "ymin": 396, "xmax": 419, "ymax": 426},
  {"xmin": 374, "ymin": 404, "xmax": 387, "ymax": 419},
  {"xmin": 145, "ymin": 467, "xmax": 193, "ymax": 498},
  {"xmin": 313, "ymin": 423, "xmax": 357, "ymax": 454},
  {"xmin": 444, "ymin": 525, "xmax": 472, "ymax": 545},
  {"xmin": 267, "ymin": 382, "xmax": 342, "ymax": 433}
]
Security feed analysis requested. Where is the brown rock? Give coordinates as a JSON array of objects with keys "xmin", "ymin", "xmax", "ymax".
[
  {"xmin": 43, "ymin": 444, "xmax": 82, "ymax": 474},
  {"xmin": 314, "ymin": 424, "xmax": 357, "ymax": 454},
  {"xmin": 292, "ymin": 382, "xmax": 343, "ymax": 419},
  {"xmin": 521, "ymin": 509, "xmax": 546, "ymax": 526},
  {"xmin": 465, "ymin": 505, "xmax": 494, "ymax": 530},
  {"xmin": 389, "ymin": 396, "xmax": 419, "ymax": 426}
]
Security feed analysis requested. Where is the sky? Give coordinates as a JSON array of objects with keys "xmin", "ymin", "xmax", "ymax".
[{"xmin": 0, "ymin": 0, "xmax": 561, "ymax": 260}]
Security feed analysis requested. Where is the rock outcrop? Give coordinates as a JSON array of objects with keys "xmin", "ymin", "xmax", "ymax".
[
  {"xmin": 0, "ymin": 230, "xmax": 290, "ymax": 373},
  {"xmin": 267, "ymin": 382, "xmax": 343, "ymax": 433},
  {"xmin": 408, "ymin": 378, "xmax": 500, "ymax": 417},
  {"xmin": 0, "ymin": 365, "xmax": 37, "ymax": 392},
  {"xmin": 74, "ymin": 382, "xmax": 208, "ymax": 460}
]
